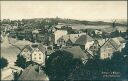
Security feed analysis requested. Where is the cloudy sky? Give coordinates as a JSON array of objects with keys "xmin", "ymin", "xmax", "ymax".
[{"xmin": 1, "ymin": 1, "xmax": 127, "ymax": 21}]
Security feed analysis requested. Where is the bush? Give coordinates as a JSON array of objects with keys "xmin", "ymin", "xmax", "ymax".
[{"xmin": 0, "ymin": 57, "xmax": 8, "ymax": 69}]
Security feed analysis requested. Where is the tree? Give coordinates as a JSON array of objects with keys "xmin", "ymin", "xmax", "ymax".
[
  {"xmin": 0, "ymin": 57, "xmax": 8, "ymax": 69},
  {"xmin": 45, "ymin": 50, "xmax": 85, "ymax": 81},
  {"xmin": 15, "ymin": 54, "xmax": 30, "ymax": 69},
  {"xmin": 120, "ymin": 41, "xmax": 128, "ymax": 79},
  {"xmin": 67, "ymin": 59, "xmax": 87, "ymax": 81},
  {"xmin": 13, "ymin": 71, "xmax": 21, "ymax": 81},
  {"xmin": 45, "ymin": 50, "xmax": 73, "ymax": 80},
  {"xmin": 122, "ymin": 41, "xmax": 128, "ymax": 56}
]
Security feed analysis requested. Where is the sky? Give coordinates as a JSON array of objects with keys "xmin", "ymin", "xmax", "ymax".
[{"xmin": 1, "ymin": 1, "xmax": 127, "ymax": 21}]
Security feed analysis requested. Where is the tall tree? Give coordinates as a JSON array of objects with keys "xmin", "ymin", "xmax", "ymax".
[
  {"xmin": 15, "ymin": 55, "xmax": 30, "ymax": 69},
  {"xmin": 45, "ymin": 50, "xmax": 85, "ymax": 81}
]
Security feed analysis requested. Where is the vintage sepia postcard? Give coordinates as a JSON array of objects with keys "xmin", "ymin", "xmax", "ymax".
[{"xmin": 0, "ymin": 1, "xmax": 127, "ymax": 81}]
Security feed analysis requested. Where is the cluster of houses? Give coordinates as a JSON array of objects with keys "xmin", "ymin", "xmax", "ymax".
[
  {"xmin": 1, "ymin": 22, "xmax": 127, "ymax": 66},
  {"xmin": 19, "ymin": 43, "xmax": 54, "ymax": 66},
  {"xmin": 18, "ymin": 23, "xmax": 126, "ymax": 67},
  {"xmin": 53, "ymin": 29, "xmax": 126, "ymax": 59},
  {"xmin": 1, "ymin": 20, "xmax": 127, "ymax": 81}
]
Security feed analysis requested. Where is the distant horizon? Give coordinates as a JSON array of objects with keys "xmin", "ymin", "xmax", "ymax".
[
  {"xmin": 1, "ymin": 17, "xmax": 127, "ymax": 23},
  {"xmin": 1, "ymin": 1, "xmax": 127, "ymax": 22}
]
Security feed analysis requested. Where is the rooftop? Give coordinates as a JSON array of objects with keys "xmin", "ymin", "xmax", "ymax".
[
  {"xmin": 18, "ymin": 65, "xmax": 49, "ymax": 80},
  {"xmin": 62, "ymin": 46, "xmax": 90, "ymax": 60},
  {"xmin": 75, "ymin": 35, "xmax": 94, "ymax": 45}
]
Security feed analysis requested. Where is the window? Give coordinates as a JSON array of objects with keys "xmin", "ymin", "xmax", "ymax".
[{"xmin": 39, "ymin": 57, "xmax": 41, "ymax": 59}]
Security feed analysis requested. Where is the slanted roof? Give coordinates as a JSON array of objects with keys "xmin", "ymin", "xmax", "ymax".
[
  {"xmin": 31, "ymin": 44, "xmax": 46, "ymax": 54},
  {"xmin": 20, "ymin": 45, "xmax": 33, "ymax": 53},
  {"xmin": 69, "ymin": 33, "xmax": 86, "ymax": 43},
  {"xmin": 112, "ymin": 37, "xmax": 126, "ymax": 43},
  {"xmin": 38, "ymin": 44, "xmax": 46, "ymax": 54},
  {"xmin": 14, "ymin": 40, "xmax": 32, "ymax": 49},
  {"xmin": 101, "ymin": 38, "xmax": 120, "ymax": 50},
  {"xmin": 97, "ymin": 39, "xmax": 106, "ymax": 46},
  {"xmin": 66, "ymin": 39, "xmax": 73, "ymax": 45},
  {"xmin": 62, "ymin": 46, "xmax": 89, "ymax": 60},
  {"xmin": 57, "ymin": 33, "xmax": 85, "ymax": 44},
  {"xmin": 20, "ymin": 44, "xmax": 46, "ymax": 54},
  {"xmin": 109, "ymin": 39, "xmax": 120, "ymax": 50},
  {"xmin": 18, "ymin": 65, "xmax": 48, "ymax": 80},
  {"xmin": 75, "ymin": 35, "xmax": 94, "ymax": 45}
]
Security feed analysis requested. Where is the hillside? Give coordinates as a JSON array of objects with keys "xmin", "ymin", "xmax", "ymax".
[{"xmin": 1, "ymin": 18, "xmax": 127, "ymax": 30}]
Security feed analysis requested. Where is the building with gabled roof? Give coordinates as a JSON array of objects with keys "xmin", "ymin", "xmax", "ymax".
[
  {"xmin": 53, "ymin": 30, "xmax": 68, "ymax": 44},
  {"xmin": 89, "ymin": 37, "xmax": 126, "ymax": 59},
  {"xmin": 62, "ymin": 46, "xmax": 93, "ymax": 64},
  {"xmin": 111, "ymin": 37, "xmax": 126, "ymax": 51},
  {"xmin": 57, "ymin": 33, "xmax": 86, "ymax": 46},
  {"xmin": 75, "ymin": 34, "xmax": 94, "ymax": 50},
  {"xmin": 19, "ymin": 44, "xmax": 49, "ymax": 66},
  {"xmin": 99, "ymin": 38, "xmax": 121, "ymax": 59},
  {"xmin": 18, "ymin": 65, "xmax": 49, "ymax": 81}
]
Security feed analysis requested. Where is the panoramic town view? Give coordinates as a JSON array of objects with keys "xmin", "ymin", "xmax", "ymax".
[{"xmin": 1, "ymin": 1, "xmax": 127, "ymax": 81}]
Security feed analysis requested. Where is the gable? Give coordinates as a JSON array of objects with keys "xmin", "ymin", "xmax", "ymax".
[
  {"xmin": 20, "ymin": 45, "xmax": 33, "ymax": 54},
  {"xmin": 66, "ymin": 39, "xmax": 73, "ymax": 45},
  {"xmin": 101, "ymin": 39, "xmax": 118, "ymax": 51},
  {"xmin": 32, "ymin": 48, "xmax": 45, "ymax": 54},
  {"xmin": 75, "ymin": 35, "xmax": 87, "ymax": 45},
  {"xmin": 23, "ymin": 48, "xmax": 30, "ymax": 52}
]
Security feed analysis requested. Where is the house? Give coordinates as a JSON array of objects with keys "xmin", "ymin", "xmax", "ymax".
[
  {"xmin": 89, "ymin": 40, "xmax": 101, "ymax": 57},
  {"xmin": 111, "ymin": 37, "xmax": 126, "ymax": 51},
  {"xmin": 19, "ymin": 44, "xmax": 48, "ymax": 66},
  {"xmin": 57, "ymin": 33, "xmax": 87, "ymax": 46},
  {"xmin": 19, "ymin": 45, "xmax": 33, "ymax": 62},
  {"xmin": 31, "ymin": 44, "xmax": 46, "ymax": 65},
  {"xmin": 75, "ymin": 34, "xmax": 94, "ymax": 50},
  {"xmin": 55, "ymin": 23, "xmax": 66, "ymax": 29},
  {"xmin": 94, "ymin": 29, "xmax": 102, "ymax": 35},
  {"xmin": 18, "ymin": 65, "xmax": 49, "ymax": 81},
  {"xmin": 88, "ymin": 37, "xmax": 126, "ymax": 59},
  {"xmin": 53, "ymin": 30, "xmax": 68, "ymax": 44},
  {"xmin": 62, "ymin": 46, "xmax": 93, "ymax": 64},
  {"xmin": 99, "ymin": 38, "xmax": 121, "ymax": 59},
  {"xmin": 116, "ymin": 26, "xmax": 127, "ymax": 33}
]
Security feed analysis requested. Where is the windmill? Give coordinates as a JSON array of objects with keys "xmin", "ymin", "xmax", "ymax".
[{"xmin": 112, "ymin": 20, "xmax": 116, "ymax": 29}]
